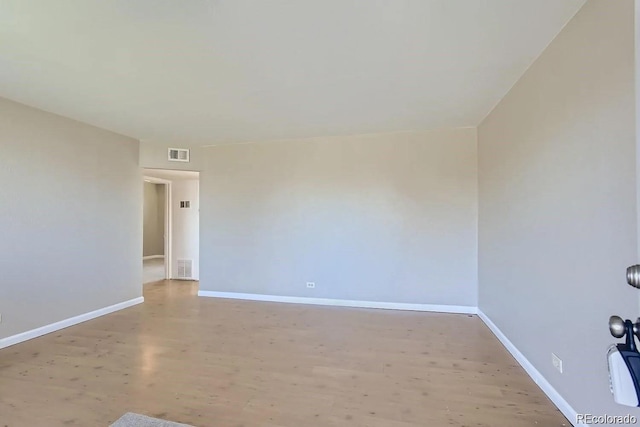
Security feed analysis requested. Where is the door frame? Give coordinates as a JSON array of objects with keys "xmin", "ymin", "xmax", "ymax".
[{"xmin": 144, "ymin": 176, "xmax": 172, "ymax": 280}]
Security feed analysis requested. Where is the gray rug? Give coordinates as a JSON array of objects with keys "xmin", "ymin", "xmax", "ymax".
[{"xmin": 110, "ymin": 413, "xmax": 194, "ymax": 427}]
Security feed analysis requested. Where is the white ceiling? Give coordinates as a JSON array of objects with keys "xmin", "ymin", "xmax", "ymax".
[{"xmin": 0, "ymin": 0, "xmax": 585, "ymax": 145}]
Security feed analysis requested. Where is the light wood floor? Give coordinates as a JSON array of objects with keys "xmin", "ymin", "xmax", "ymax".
[{"xmin": 0, "ymin": 281, "xmax": 569, "ymax": 427}]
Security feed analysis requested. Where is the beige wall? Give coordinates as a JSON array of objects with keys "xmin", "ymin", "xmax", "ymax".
[
  {"xmin": 139, "ymin": 140, "xmax": 203, "ymax": 172},
  {"xmin": 478, "ymin": 0, "xmax": 638, "ymax": 419},
  {"xmin": 199, "ymin": 128, "xmax": 478, "ymax": 306},
  {"xmin": 143, "ymin": 182, "xmax": 165, "ymax": 257},
  {"xmin": 0, "ymin": 96, "xmax": 142, "ymax": 339}
]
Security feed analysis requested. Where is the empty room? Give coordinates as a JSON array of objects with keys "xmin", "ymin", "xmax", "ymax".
[{"xmin": 1, "ymin": 1, "xmax": 639, "ymax": 426}]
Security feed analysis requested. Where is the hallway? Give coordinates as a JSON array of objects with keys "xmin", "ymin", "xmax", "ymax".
[{"xmin": 143, "ymin": 257, "xmax": 165, "ymax": 284}]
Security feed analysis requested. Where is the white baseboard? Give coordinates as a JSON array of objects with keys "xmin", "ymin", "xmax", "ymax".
[
  {"xmin": 143, "ymin": 255, "xmax": 165, "ymax": 260},
  {"xmin": 0, "ymin": 297, "xmax": 144, "ymax": 351},
  {"xmin": 477, "ymin": 310, "xmax": 581, "ymax": 427},
  {"xmin": 197, "ymin": 291, "xmax": 477, "ymax": 314}
]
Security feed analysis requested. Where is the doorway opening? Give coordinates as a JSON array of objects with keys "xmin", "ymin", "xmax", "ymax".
[{"xmin": 142, "ymin": 169, "xmax": 200, "ymax": 286}]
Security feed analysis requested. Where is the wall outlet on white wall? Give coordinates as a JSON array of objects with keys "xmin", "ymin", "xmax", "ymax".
[
  {"xmin": 306, "ymin": 282, "xmax": 316, "ymax": 288},
  {"xmin": 552, "ymin": 353, "xmax": 563, "ymax": 373}
]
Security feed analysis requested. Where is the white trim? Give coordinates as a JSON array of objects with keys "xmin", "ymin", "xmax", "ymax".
[
  {"xmin": 197, "ymin": 291, "xmax": 477, "ymax": 314},
  {"xmin": 164, "ymin": 180, "xmax": 172, "ymax": 280},
  {"xmin": 0, "ymin": 297, "xmax": 144, "ymax": 351},
  {"xmin": 477, "ymin": 310, "xmax": 582, "ymax": 427},
  {"xmin": 142, "ymin": 255, "xmax": 165, "ymax": 260},
  {"xmin": 143, "ymin": 176, "xmax": 172, "ymax": 185}
]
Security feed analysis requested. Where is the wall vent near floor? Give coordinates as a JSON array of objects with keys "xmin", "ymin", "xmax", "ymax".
[
  {"xmin": 177, "ymin": 259, "xmax": 193, "ymax": 279},
  {"xmin": 168, "ymin": 148, "xmax": 190, "ymax": 162}
]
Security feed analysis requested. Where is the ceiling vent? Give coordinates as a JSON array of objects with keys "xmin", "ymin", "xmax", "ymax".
[
  {"xmin": 176, "ymin": 259, "xmax": 193, "ymax": 279},
  {"xmin": 168, "ymin": 148, "xmax": 190, "ymax": 162}
]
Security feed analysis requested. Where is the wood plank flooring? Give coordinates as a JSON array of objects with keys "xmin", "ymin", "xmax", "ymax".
[{"xmin": 0, "ymin": 281, "xmax": 569, "ymax": 427}]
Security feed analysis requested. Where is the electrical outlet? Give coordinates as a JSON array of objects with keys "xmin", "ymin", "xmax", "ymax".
[
  {"xmin": 552, "ymin": 353, "xmax": 563, "ymax": 373},
  {"xmin": 306, "ymin": 282, "xmax": 316, "ymax": 289}
]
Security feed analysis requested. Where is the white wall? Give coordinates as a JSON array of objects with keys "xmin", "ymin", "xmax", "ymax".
[
  {"xmin": 0, "ymin": 96, "xmax": 142, "ymax": 340},
  {"xmin": 478, "ymin": 0, "xmax": 638, "ymax": 421},
  {"xmin": 172, "ymin": 179, "xmax": 199, "ymax": 280},
  {"xmin": 199, "ymin": 128, "xmax": 478, "ymax": 306}
]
